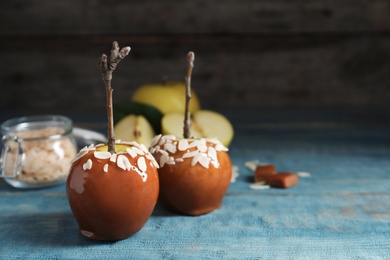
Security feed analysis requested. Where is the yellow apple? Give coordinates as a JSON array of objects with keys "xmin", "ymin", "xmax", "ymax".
[
  {"xmin": 161, "ymin": 110, "xmax": 234, "ymax": 147},
  {"xmin": 114, "ymin": 114, "xmax": 155, "ymax": 146},
  {"xmin": 131, "ymin": 81, "xmax": 201, "ymax": 114}
]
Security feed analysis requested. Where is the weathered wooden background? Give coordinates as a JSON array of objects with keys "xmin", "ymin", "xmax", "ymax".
[{"xmin": 1, "ymin": 0, "xmax": 389, "ymax": 116}]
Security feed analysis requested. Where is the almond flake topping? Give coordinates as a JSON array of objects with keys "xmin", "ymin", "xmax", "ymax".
[
  {"xmin": 166, "ymin": 157, "xmax": 176, "ymax": 165},
  {"xmin": 110, "ymin": 153, "xmax": 117, "ymax": 163},
  {"xmin": 83, "ymin": 159, "xmax": 93, "ymax": 171},
  {"xmin": 182, "ymin": 150, "xmax": 199, "ymax": 159},
  {"xmin": 164, "ymin": 142, "xmax": 177, "ymax": 154},
  {"xmin": 208, "ymin": 147, "xmax": 218, "ymax": 161},
  {"xmin": 178, "ymin": 139, "xmax": 189, "ymax": 151},
  {"xmin": 126, "ymin": 147, "xmax": 138, "ymax": 158},
  {"xmin": 117, "ymin": 154, "xmax": 131, "ymax": 171},
  {"xmin": 74, "ymin": 142, "xmax": 153, "ymax": 181},
  {"xmin": 149, "ymin": 135, "xmax": 229, "ymax": 169},
  {"xmin": 150, "ymin": 134, "xmax": 162, "ymax": 147},
  {"xmin": 137, "ymin": 156, "xmax": 147, "ymax": 172},
  {"xmin": 132, "ymin": 146, "xmax": 145, "ymax": 155},
  {"xmin": 160, "ymin": 153, "xmax": 170, "ymax": 167},
  {"xmin": 94, "ymin": 151, "xmax": 112, "ymax": 160}
]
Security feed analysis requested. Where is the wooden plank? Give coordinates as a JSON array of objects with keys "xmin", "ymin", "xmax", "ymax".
[
  {"xmin": 0, "ymin": 34, "xmax": 389, "ymax": 115},
  {"xmin": 1, "ymin": 109, "xmax": 390, "ymax": 258},
  {"xmin": 0, "ymin": 0, "xmax": 389, "ymax": 34}
]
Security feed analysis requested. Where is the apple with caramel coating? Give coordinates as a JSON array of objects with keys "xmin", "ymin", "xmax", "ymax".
[
  {"xmin": 67, "ymin": 142, "xmax": 159, "ymax": 240},
  {"xmin": 149, "ymin": 135, "xmax": 232, "ymax": 215},
  {"xmin": 67, "ymin": 41, "xmax": 160, "ymax": 241},
  {"xmin": 149, "ymin": 51, "xmax": 232, "ymax": 216}
]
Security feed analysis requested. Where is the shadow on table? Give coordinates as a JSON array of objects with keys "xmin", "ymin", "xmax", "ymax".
[
  {"xmin": 1, "ymin": 211, "xmax": 121, "ymax": 247},
  {"xmin": 2, "ymin": 203, "xmax": 182, "ymax": 248}
]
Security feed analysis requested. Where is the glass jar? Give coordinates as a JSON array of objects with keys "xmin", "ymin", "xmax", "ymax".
[{"xmin": 0, "ymin": 115, "xmax": 77, "ymax": 189}]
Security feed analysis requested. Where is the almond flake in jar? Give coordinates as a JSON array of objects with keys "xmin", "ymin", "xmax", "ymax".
[{"xmin": 4, "ymin": 127, "xmax": 77, "ymax": 184}]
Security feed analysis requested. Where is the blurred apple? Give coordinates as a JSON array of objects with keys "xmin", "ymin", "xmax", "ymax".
[
  {"xmin": 162, "ymin": 110, "xmax": 234, "ymax": 147},
  {"xmin": 114, "ymin": 114, "xmax": 155, "ymax": 146},
  {"xmin": 131, "ymin": 81, "xmax": 201, "ymax": 114},
  {"xmin": 114, "ymin": 101, "xmax": 163, "ymax": 134}
]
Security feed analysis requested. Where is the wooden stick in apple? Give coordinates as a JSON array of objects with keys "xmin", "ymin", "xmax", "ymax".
[
  {"xmin": 98, "ymin": 41, "xmax": 131, "ymax": 154},
  {"xmin": 183, "ymin": 51, "xmax": 195, "ymax": 139}
]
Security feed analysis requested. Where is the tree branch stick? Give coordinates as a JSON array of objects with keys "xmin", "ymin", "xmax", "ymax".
[
  {"xmin": 183, "ymin": 51, "xmax": 195, "ymax": 139},
  {"xmin": 99, "ymin": 41, "xmax": 131, "ymax": 154}
]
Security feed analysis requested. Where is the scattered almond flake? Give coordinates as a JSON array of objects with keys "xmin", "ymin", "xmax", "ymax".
[
  {"xmin": 297, "ymin": 171, "xmax": 311, "ymax": 178},
  {"xmin": 259, "ymin": 162, "xmax": 272, "ymax": 166},
  {"xmin": 182, "ymin": 150, "xmax": 199, "ymax": 159},
  {"xmin": 244, "ymin": 160, "xmax": 260, "ymax": 172},
  {"xmin": 145, "ymin": 152, "xmax": 159, "ymax": 169},
  {"xmin": 197, "ymin": 142, "xmax": 208, "ymax": 153},
  {"xmin": 178, "ymin": 139, "xmax": 189, "ymax": 151},
  {"xmin": 215, "ymin": 143, "xmax": 228, "ymax": 152},
  {"xmin": 166, "ymin": 157, "xmax": 176, "ymax": 165},
  {"xmin": 110, "ymin": 153, "xmax": 117, "ymax": 163},
  {"xmin": 164, "ymin": 142, "xmax": 177, "ymax": 154},
  {"xmin": 198, "ymin": 154, "xmax": 211, "ymax": 168},
  {"xmin": 148, "ymin": 158, "xmax": 159, "ymax": 169},
  {"xmin": 162, "ymin": 135, "xmax": 176, "ymax": 140},
  {"xmin": 139, "ymin": 144, "xmax": 150, "ymax": 154},
  {"xmin": 159, "ymin": 149, "xmax": 169, "ymax": 156},
  {"xmin": 175, "ymin": 158, "xmax": 184, "ymax": 162},
  {"xmin": 204, "ymin": 138, "xmax": 219, "ymax": 144},
  {"xmin": 188, "ymin": 140, "xmax": 201, "ymax": 148},
  {"xmin": 137, "ymin": 156, "xmax": 147, "ymax": 172},
  {"xmin": 132, "ymin": 146, "xmax": 145, "ymax": 155},
  {"xmin": 207, "ymin": 147, "xmax": 218, "ymax": 161},
  {"xmin": 103, "ymin": 164, "xmax": 109, "ymax": 173},
  {"xmin": 83, "ymin": 159, "xmax": 93, "ymax": 171},
  {"xmin": 149, "ymin": 147, "xmax": 156, "ymax": 154},
  {"xmin": 211, "ymin": 160, "xmax": 220, "ymax": 168},
  {"xmin": 160, "ymin": 153, "xmax": 169, "ymax": 167},
  {"xmin": 71, "ymin": 150, "xmax": 89, "ymax": 164},
  {"xmin": 93, "ymin": 151, "xmax": 112, "ymax": 160},
  {"xmin": 158, "ymin": 138, "xmax": 165, "ymax": 146},
  {"xmin": 79, "ymin": 146, "xmax": 90, "ymax": 152},
  {"xmin": 88, "ymin": 144, "xmax": 95, "ymax": 149},
  {"xmin": 191, "ymin": 153, "xmax": 202, "ymax": 166},
  {"xmin": 126, "ymin": 148, "xmax": 138, "ymax": 158},
  {"xmin": 231, "ymin": 165, "xmax": 239, "ymax": 183},
  {"xmin": 117, "ymin": 155, "xmax": 131, "ymax": 171},
  {"xmin": 249, "ymin": 183, "xmax": 270, "ymax": 190},
  {"xmin": 150, "ymin": 134, "xmax": 162, "ymax": 147}
]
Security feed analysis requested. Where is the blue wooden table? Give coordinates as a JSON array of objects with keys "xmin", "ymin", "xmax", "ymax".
[{"xmin": 1, "ymin": 108, "xmax": 389, "ymax": 259}]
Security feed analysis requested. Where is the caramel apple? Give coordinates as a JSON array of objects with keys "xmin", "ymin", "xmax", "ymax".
[
  {"xmin": 66, "ymin": 42, "xmax": 159, "ymax": 240},
  {"xmin": 67, "ymin": 142, "xmax": 159, "ymax": 240},
  {"xmin": 149, "ymin": 52, "xmax": 232, "ymax": 216}
]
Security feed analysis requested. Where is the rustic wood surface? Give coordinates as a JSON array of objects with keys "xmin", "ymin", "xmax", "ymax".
[
  {"xmin": 0, "ymin": 1, "xmax": 389, "ymax": 116},
  {"xmin": 1, "ymin": 108, "xmax": 389, "ymax": 259}
]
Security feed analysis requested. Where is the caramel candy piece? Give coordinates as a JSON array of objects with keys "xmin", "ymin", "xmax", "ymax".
[
  {"xmin": 268, "ymin": 172, "xmax": 298, "ymax": 188},
  {"xmin": 254, "ymin": 164, "xmax": 276, "ymax": 183}
]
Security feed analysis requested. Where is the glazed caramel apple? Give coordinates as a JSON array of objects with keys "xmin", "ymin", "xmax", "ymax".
[
  {"xmin": 149, "ymin": 135, "xmax": 231, "ymax": 215},
  {"xmin": 149, "ymin": 52, "xmax": 232, "ymax": 216},
  {"xmin": 67, "ymin": 142, "xmax": 159, "ymax": 240},
  {"xmin": 66, "ymin": 42, "xmax": 159, "ymax": 240}
]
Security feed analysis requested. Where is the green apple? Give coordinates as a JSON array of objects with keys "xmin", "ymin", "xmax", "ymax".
[
  {"xmin": 131, "ymin": 81, "xmax": 201, "ymax": 114},
  {"xmin": 161, "ymin": 110, "xmax": 234, "ymax": 147},
  {"xmin": 114, "ymin": 114, "xmax": 155, "ymax": 146}
]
